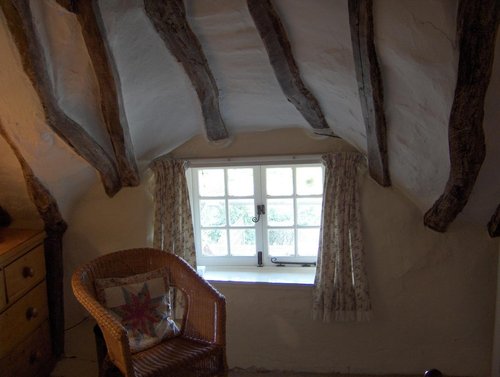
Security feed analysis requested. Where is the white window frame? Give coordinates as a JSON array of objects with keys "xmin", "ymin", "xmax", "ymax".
[{"xmin": 187, "ymin": 156, "xmax": 324, "ymax": 267}]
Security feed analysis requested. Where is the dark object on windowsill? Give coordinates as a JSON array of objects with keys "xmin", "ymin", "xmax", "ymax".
[
  {"xmin": 270, "ymin": 257, "xmax": 316, "ymax": 267},
  {"xmin": 0, "ymin": 206, "xmax": 12, "ymax": 227},
  {"xmin": 257, "ymin": 251, "xmax": 263, "ymax": 267},
  {"xmin": 424, "ymin": 369, "xmax": 443, "ymax": 377}
]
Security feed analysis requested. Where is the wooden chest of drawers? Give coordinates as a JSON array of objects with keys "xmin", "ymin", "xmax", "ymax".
[{"xmin": 0, "ymin": 229, "xmax": 53, "ymax": 377}]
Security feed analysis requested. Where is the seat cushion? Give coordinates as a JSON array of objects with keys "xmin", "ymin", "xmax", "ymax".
[{"xmin": 95, "ymin": 268, "xmax": 180, "ymax": 353}]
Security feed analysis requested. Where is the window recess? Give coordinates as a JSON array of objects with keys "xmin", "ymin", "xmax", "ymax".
[{"xmin": 188, "ymin": 157, "xmax": 324, "ymax": 267}]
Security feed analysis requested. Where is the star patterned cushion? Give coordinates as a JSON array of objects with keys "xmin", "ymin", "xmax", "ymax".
[{"xmin": 95, "ymin": 269, "xmax": 181, "ymax": 353}]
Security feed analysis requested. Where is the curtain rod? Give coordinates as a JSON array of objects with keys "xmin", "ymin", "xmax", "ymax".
[{"xmin": 184, "ymin": 154, "xmax": 324, "ymax": 167}]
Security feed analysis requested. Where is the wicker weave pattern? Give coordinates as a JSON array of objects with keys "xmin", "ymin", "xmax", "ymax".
[{"xmin": 72, "ymin": 248, "xmax": 228, "ymax": 377}]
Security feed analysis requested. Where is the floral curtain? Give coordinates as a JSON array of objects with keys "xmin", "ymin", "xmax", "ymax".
[
  {"xmin": 151, "ymin": 158, "xmax": 196, "ymax": 268},
  {"xmin": 312, "ymin": 152, "xmax": 371, "ymax": 322}
]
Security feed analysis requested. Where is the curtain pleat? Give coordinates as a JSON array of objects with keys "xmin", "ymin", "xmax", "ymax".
[
  {"xmin": 312, "ymin": 152, "xmax": 371, "ymax": 322},
  {"xmin": 151, "ymin": 158, "xmax": 196, "ymax": 268}
]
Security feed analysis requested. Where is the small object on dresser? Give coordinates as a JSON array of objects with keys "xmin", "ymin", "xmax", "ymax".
[{"xmin": 0, "ymin": 206, "xmax": 12, "ymax": 227}]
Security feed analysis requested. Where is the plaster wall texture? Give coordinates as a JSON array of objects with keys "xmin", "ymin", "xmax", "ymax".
[
  {"xmin": 213, "ymin": 177, "xmax": 497, "ymax": 376},
  {"xmin": 60, "ymin": 129, "xmax": 498, "ymax": 377},
  {"xmin": 0, "ymin": 0, "xmax": 498, "ymax": 374},
  {"xmin": 0, "ymin": 6, "xmax": 98, "ymax": 222},
  {"xmin": 1, "ymin": 0, "xmax": 500, "ymax": 229}
]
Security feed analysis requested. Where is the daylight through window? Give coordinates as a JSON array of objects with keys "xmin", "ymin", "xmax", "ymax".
[{"xmin": 189, "ymin": 163, "xmax": 324, "ymax": 266}]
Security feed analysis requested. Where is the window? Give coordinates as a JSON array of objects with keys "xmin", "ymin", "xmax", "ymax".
[{"xmin": 189, "ymin": 162, "xmax": 324, "ymax": 267}]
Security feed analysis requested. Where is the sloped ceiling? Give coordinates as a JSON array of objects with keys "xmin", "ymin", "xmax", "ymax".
[{"xmin": 0, "ymin": 0, "xmax": 499, "ymax": 230}]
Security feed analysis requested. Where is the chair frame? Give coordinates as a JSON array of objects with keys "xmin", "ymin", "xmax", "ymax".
[{"xmin": 72, "ymin": 248, "xmax": 228, "ymax": 377}]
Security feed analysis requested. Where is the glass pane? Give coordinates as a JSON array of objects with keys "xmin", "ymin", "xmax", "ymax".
[
  {"xmin": 296, "ymin": 166, "xmax": 323, "ymax": 195},
  {"xmin": 266, "ymin": 168, "xmax": 293, "ymax": 196},
  {"xmin": 201, "ymin": 229, "xmax": 228, "ymax": 256},
  {"xmin": 268, "ymin": 229, "xmax": 294, "ymax": 256},
  {"xmin": 297, "ymin": 228, "xmax": 320, "ymax": 256},
  {"xmin": 228, "ymin": 199, "xmax": 255, "ymax": 226},
  {"xmin": 228, "ymin": 169, "xmax": 254, "ymax": 197},
  {"xmin": 200, "ymin": 200, "xmax": 226, "ymax": 227},
  {"xmin": 230, "ymin": 229, "xmax": 256, "ymax": 256},
  {"xmin": 297, "ymin": 198, "xmax": 322, "ymax": 226},
  {"xmin": 198, "ymin": 169, "xmax": 225, "ymax": 197},
  {"xmin": 267, "ymin": 199, "xmax": 294, "ymax": 226}
]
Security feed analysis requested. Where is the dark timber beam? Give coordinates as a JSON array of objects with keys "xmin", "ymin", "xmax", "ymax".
[
  {"xmin": 348, "ymin": 0, "xmax": 390, "ymax": 187},
  {"xmin": 488, "ymin": 204, "xmax": 500, "ymax": 238},
  {"xmin": 424, "ymin": 0, "xmax": 499, "ymax": 232},
  {"xmin": 143, "ymin": 0, "xmax": 228, "ymax": 142},
  {"xmin": 56, "ymin": 0, "xmax": 139, "ymax": 187},
  {"xmin": 0, "ymin": 0, "xmax": 121, "ymax": 196},
  {"xmin": 247, "ymin": 0, "xmax": 331, "ymax": 132},
  {"xmin": 0, "ymin": 122, "xmax": 67, "ymax": 358}
]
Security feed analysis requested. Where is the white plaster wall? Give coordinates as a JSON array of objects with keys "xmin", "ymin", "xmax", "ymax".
[
  {"xmin": 213, "ymin": 178, "xmax": 497, "ymax": 376},
  {"xmin": 0, "ymin": 136, "xmax": 42, "ymax": 229},
  {"xmin": 61, "ymin": 129, "xmax": 498, "ymax": 376},
  {"xmin": 62, "ymin": 164, "xmax": 155, "ymax": 324}
]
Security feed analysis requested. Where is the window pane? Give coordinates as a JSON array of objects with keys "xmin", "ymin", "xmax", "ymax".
[
  {"xmin": 267, "ymin": 199, "xmax": 294, "ymax": 226},
  {"xmin": 228, "ymin": 199, "xmax": 255, "ymax": 226},
  {"xmin": 230, "ymin": 229, "xmax": 256, "ymax": 256},
  {"xmin": 266, "ymin": 168, "xmax": 293, "ymax": 196},
  {"xmin": 297, "ymin": 228, "xmax": 320, "ymax": 256},
  {"xmin": 198, "ymin": 169, "xmax": 225, "ymax": 196},
  {"xmin": 268, "ymin": 229, "xmax": 294, "ymax": 256},
  {"xmin": 297, "ymin": 198, "xmax": 322, "ymax": 226},
  {"xmin": 201, "ymin": 229, "xmax": 228, "ymax": 256},
  {"xmin": 228, "ymin": 169, "xmax": 254, "ymax": 197},
  {"xmin": 296, "ymin": 167, "xmax": 323, "ymax": 195},
  {"xmin": 200, "ymin": 200, "xmax": 226, "ymax": 227}
]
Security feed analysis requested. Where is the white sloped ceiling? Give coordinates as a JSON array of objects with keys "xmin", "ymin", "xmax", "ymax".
[{"xmin": 0, "ymin": 0, "xmax": 499, "ymax": 229}]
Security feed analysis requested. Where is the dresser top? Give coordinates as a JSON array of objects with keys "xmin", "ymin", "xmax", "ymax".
[{"xmin": 0, "ymin": 228, "xmax": 45, "ymax": 264}]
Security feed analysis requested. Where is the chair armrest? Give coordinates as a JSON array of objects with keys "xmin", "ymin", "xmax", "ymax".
[
  {"xmin": 168, "ymin": 256, "xmax": 226, "ymax": 346},
  {"xmin": 71, "ymin": 269, "xmax": 134, "ymax": 376}
]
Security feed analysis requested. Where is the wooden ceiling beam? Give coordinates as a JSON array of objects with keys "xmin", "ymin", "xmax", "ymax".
[
  {"xmin": 0, "ymin": 121, "xmax": 66, "ymax": 356},
  {"xmin": 57, "ymin": 0, "xmax": 140, "ymax": 187},
  {"xmin": 247, "ymin": 0, "xmax": 331, "ymax": 132},
  {"xmin": 0, "ymin": 123, "xmax": 66, "ymax": 232},
  {"xmin": 348, "ymin": 0, "xmax": 390, "ymax": 187},
  {"xmin": 143, "ymin": 0, "xmax": 228, "ymax": 142},
  {"xmin": 0, "ymin": 0, "xmax": 121, "ymax": 196},
  {"xmin": 424, "ymin": 0, "xmax": 499, "ymax": 232},
  {"xmin": 488, "ymin": 204, "xmax": 500, "ymax": 237}
]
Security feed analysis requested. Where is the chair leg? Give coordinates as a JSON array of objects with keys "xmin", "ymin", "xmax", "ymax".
[{"xmin": 93, "ymin": 324, "xmax": 123, "ymax": 377}]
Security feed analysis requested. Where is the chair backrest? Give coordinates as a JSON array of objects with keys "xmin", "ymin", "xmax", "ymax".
[{"xmin": 72, "ymin": 248, "xmax": 227, "ymax": 377}]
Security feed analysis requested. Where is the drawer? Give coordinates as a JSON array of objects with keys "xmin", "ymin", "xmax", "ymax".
[
  {"xmin": 0, "ymin": 321, "xmax": 52, "ymax": 377},
  {"xmin": 0, "ymin": 281, "xmax": 49, "ymax": 359},
  {"xmin": 0, "ymin": 269, "xmax": 5, "ymax": 310},
  {"xmin": 5, "ymin": 244, "xmax": 45, "ymax": 302}
]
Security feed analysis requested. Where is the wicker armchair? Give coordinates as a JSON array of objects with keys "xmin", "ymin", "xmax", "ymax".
[{"xmin": 72, "ymin": 248, "xmax": 227, "ymax": 377}]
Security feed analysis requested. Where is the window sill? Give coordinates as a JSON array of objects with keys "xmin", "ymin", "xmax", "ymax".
[{"xmin": 200, "ymin": 265, "xmax": 315, "ymax": 285}]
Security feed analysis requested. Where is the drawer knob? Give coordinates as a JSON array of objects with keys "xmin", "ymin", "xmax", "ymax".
[
  {"xmin": 26, "ymin": 307, "xmax": 38, "ymax": 320},
  {"xmin": 29, "ymin": 350, "xmax": 42, "ymax": 364},
  {"xmin": 22, "ymin": 266, "xmax": 35, "ymax": 278}
]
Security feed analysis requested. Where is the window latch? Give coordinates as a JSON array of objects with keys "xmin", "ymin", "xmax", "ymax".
[{"xmin": 252, "ymin": 204, "xmax": 265, "ymax": 223}]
